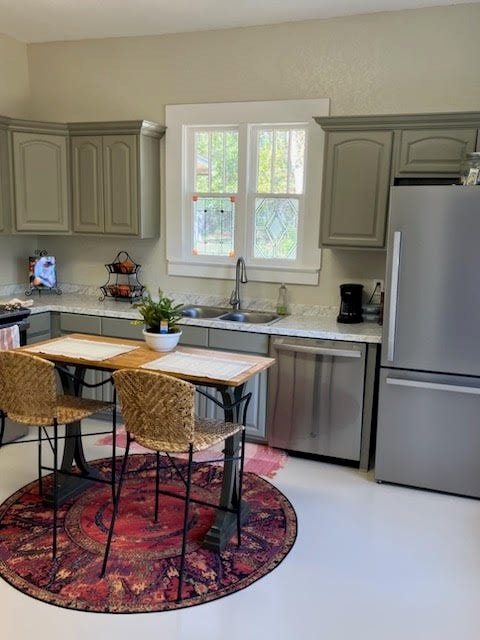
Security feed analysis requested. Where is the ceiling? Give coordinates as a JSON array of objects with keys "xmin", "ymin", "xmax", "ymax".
[{"xmin": 0, "ymin": 0, "xmax": 473, "ymax": 44}]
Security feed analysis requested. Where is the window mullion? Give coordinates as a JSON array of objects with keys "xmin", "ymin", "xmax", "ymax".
[
  {"xmin": 207, "ymin": 132, "xmax": 212, "ymax": 192},
  {"xmin": 234, "ymin": 123, "xmax": 249, "ymax": 257},
  {"xmin": 286, "ymin": 131, "xmax": 292, "ymax": 193}
]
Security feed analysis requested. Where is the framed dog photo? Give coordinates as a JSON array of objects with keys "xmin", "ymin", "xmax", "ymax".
[{"xmin": 28, "ymin": 255, "xmax": 57, "ymax": 290}]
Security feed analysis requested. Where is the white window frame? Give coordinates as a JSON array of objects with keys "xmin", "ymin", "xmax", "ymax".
[{"xmin": 165, "ymin": 99, "xmax": 329, "ymax": 285}]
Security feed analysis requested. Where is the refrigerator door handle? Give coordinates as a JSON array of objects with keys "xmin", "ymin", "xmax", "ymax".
[
  {"xmin": 386, "ymin": 230, "xmax": 402, "ymax": 362},
  {"xmin": 387, "ymin": 377, "xmax": 480, "ymax": 395}
]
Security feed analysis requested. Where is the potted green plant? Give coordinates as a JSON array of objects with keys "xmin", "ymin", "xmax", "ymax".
[{"xmin": 131, "ymin": 288, "xmax": 183, "ymax": 351}]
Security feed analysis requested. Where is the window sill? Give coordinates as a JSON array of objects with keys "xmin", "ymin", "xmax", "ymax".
[{"xmin": 167, "ymin": 260, "xmax": 319, "ymax": 285}]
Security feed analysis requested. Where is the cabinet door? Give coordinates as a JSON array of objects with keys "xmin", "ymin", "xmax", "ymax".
[
  {"xmin": 26, "ymin": 312, "xmax": 52, "ymax": 344},
  {"xmin": 103, "ymin": 135, "xmax": 138, "ymax": 235},
  {"xmin": 71, "ymin": 136, "xmax": 104, "ymax": 233},
  {"xmin": 12, "ymin": 131, "xmax": 69, "ymax": 232},
  {"xmin": 0, "ymin": 125, "xmax": 10, "ymax": 233},
  {"xmin": 179, "ymin": 325, "xmax": 209, "ymax": 347},
  {"xmin": 320, "ymin": 130, "xmax": 393, "ymax": 248},
  {"xmin": 396, "ymin": 128, "xmax": 477, "ymax": 175},
  {"xmin": 101, "ymin": 317, "xmax": 144, "ymax": 340},
  {"xmin": 209, "ymin": 329, "xmax": 269, "ymax": 441}
]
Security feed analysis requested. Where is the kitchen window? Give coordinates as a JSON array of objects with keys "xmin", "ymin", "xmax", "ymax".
[{"xmin": 165, "ymin": 99, "xmax": 329, "ymax": 285}]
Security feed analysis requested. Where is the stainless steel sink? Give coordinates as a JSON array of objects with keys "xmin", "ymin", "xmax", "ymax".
[
  {"xmin": 180, "ymin": 305, "xmax": 231, "ymax": 319},
  {"xmin": 180, "ymin": 305, "xmax": 282, "ymax": 324},
  {"xmin": 218, "ymin": 311, "xmax": 281, "ymax": 324}
]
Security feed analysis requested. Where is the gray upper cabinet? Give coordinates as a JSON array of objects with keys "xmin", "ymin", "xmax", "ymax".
[
  {"xmin": 0, "ymin": 117, "xmax": 11, "ymax": 233},
  {"xmin": 320, "ymin": 130, "xmax": 393, "ymax": 248},
  {"xmin": 396, "ymin": 128, "xmax": 477, "ymax": 175},
  {"xmin": 315, "ymin": 112, "xmax": 480, "ymax": 249},
  {"xmin": 71, "ymin": 136, "xmax": 103, "ymax": 233},
  {"xmin": 69, "ymin": 121, "xmax": 166, "ymax": 238},
  {"xmin": 10, "ymin": 121, "xmax": 70, "ymax": 233}
]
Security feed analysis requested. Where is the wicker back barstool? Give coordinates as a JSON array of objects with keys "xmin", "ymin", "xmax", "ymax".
[
  {"xmin": 101, "ymin": 368, "xmax": 251, "ymax": 602},
  {"xmin": 0, "ymin": 325, "xmax": 20, "ymax": 445},
  {"xmin": 0, "ymin": 349, "xmax": 117, "ymax": 558}
]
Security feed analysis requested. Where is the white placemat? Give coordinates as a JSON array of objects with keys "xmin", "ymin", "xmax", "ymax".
[
  {"xmin": 25, "ymin": 337, "xmax": 140, "ymax": 361},
  {"xmin": 141, "ymin": 351, "xmax": 255, "ymax": 379}
]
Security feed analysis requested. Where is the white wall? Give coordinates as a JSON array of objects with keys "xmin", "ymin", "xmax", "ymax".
[
  {"xmin": 0, "ymin": 34, "xmax": 36, "ymax": 286},
  {"xmin": 2, "ymin": 4, "xmax": 480, "ymax": 303},
  {"xmin": 0, "ymin": 34, "xmax": 30, "ymax": 118}
]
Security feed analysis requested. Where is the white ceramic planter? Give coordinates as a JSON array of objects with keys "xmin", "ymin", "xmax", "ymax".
[{"xmin": 142, "ymin": 328, "xmax": 182, "ymax": 352}]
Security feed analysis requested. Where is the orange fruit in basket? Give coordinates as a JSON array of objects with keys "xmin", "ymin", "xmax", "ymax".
[
  {"xmin": 117, "ymin": 284, "xmax": 131, "ymax": 297},
  {"xmin": 120, "ymin": 260, "xmax": 135, "ymax": 273}
]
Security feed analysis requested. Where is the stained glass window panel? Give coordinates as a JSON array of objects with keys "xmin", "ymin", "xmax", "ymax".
[
  {"xmin": 193, "ymin": 197, "xmax": 234, "ymax": 256},
  {"xmin": 254, "ymin": 198, "xmax": 298, "ymax": 259}
]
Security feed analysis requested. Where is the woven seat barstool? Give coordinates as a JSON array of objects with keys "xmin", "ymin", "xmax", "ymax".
[
  {"xmin": 101, "ymin": 368, "xmax": 251, "ymax": 602},
  {"xmin": 0, "ymin": 325, "xmax": 21, "ymax": 446},
  {"xmin": 0, "ymin": 349, "xmax": 117, "ymax": 558}
]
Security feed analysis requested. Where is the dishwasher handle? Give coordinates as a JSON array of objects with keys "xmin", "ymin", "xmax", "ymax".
[{"xmin": 273, "ymin": 342, "xmax": 362, "ymax": 358}]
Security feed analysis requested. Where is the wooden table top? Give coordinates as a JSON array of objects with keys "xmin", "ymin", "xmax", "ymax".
[{"xmin": 22, "ymin": 333, "xmax": 275, "ymax": 388}]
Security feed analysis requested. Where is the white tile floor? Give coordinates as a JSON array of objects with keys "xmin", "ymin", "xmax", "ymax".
[{"xmin": 1, "ymin": 420, "xmax": 480, "ymax": 640}]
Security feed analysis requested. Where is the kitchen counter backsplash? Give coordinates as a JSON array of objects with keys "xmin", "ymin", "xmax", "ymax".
[{"xmin": 0, "ymin": 284, "xmax": 382, "ymax": 343}]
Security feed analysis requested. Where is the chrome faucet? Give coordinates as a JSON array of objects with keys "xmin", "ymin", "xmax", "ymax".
[{"xmin": 229, "ymin": 257, "xmax": 248, "ymax": 310}]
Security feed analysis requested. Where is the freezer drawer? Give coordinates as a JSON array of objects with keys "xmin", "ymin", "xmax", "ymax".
[
  {"xmin": 267, "ymin": 337, "xmax": 366, "ymax": 461},
  {"xmin": 375, "ymin": 368, "xmax": 480, "ymax": 498}
]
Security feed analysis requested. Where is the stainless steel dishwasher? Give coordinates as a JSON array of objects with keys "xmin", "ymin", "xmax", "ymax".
[{"xmin": 267, "ymin": 337, "xmax": 368, "ymax": 462}]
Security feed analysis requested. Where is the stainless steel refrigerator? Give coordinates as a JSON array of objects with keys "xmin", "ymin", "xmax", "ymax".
[{"xmin": 375, "ymin": 185, "xmax": 480, "ymax": 498}]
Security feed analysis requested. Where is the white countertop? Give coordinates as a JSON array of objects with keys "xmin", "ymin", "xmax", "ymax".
[{"xmin": 20, "ymin": 291, "xmax": 382, "ymax": 344}]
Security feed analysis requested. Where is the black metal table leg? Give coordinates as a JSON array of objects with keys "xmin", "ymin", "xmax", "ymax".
[
  {"xmin": 203, "ymin": 384, "xmax": 250, "ymax": 552},
  {"xmin": 44, "ymin": 365, "xmax": 101, "ymax": 505}
]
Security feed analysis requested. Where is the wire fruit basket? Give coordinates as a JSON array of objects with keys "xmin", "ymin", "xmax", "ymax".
[{"xmin": 99, "ymin": 251, "xmax": 145, "ymax": 302}]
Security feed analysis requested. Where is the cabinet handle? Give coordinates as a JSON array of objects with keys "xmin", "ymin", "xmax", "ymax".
[
  {"xmin": 386, "ymin": 230, "xmax": 402, "ymax": 362},
  {"xmin": 387, "ymin": 377, "xmax": 480, "ymax": 395},
  {"xmin": 273, "ymin": 343, "xmax": 362, "ymax": 358}
]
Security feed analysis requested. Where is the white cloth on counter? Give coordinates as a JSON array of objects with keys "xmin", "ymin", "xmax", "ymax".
[
  {"xmin": 141, "ymin": 351, "xmax": 255, "ymax": 380},
  {"xmin": 0, "ymin": 298, "xmax": 34, "ymax": 309},
  {"xmin": 25, "ymin": 337, "xmax": 139, "ymax": 361}
]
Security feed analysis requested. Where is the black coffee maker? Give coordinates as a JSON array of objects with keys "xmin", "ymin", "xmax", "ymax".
[{"xmin": 337, "ymin": 283, "xmax": 363, "ymax": 324}]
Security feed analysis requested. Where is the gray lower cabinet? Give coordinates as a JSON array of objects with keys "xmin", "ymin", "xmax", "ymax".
[
  {"xmin": 10, "ymin": 125, "xmax": 70, "ymax": 233},
  {"xmin": 101, "ymin": 317, "xmax": 144, "ymax": 340},
  {"xmin": 70, "ymin": 121, "xmax": 166, "ymax": 238},
  {"xmin": 180, "ymin": 327, "xmax": 269, "ymax": 441},
  {"xmin": 26, "ymin": 312, "xmax": 52, "ymax": 344}
]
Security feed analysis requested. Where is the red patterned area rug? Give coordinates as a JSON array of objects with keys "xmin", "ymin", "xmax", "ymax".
[
  {"xmin": 96, "ymin": 426, "xmax": 289, "ymax": 479},
  {"xmin": 0, "ymin": 454, "xmax": 297, "ymax": 613}
]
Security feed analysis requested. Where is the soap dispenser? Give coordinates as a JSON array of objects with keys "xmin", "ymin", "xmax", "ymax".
[{"xmin": 276, "ymin": 284, "xmax": 289, "ymax": 315}]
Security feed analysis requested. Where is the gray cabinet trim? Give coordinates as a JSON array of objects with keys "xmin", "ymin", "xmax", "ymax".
[
  {"xmin": 8, "ymin": 118, "xmax": 68, "ymax": 135},
  {"xmin": 67, "ymin": 120, "xmax": 166, "ymax": 139},
  {"xmin": 315, "ymin": 111, "xmax": 480, "ymax": 131}
]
